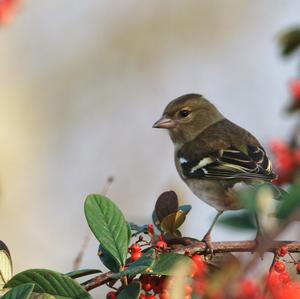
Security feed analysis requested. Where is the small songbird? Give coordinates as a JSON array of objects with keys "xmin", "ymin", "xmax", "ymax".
[{"xmin": 153, "ymin": 93, "xmax": 276, "ymax": 252}]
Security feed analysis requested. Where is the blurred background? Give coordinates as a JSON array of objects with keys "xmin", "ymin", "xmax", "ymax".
[{"xmin": 0, "ymin": 0, "xmax": 299, "ymax": 293}]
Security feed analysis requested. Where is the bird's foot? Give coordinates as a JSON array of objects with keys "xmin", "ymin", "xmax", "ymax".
[
  {"xmin": 201, "ymin": 233, "xmax": 214, "ymax": 259},
  {"xmin": 254, "ymin": 232, "xmax": 264, "ymax": 260}
]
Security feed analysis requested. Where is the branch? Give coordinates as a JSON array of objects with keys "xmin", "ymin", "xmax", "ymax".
[
  {"xmin": 170, "ymin": 239, "xmax": 300, "ymax": 255},
  {"xmin": 81, "ymin": 240, "xmax": 300, "ymax": 291}
]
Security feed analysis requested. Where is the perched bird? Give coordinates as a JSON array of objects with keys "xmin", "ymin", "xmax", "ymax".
[{"xmin": 153, "ymin": 93, "xmax": 276, "ymax": 252}]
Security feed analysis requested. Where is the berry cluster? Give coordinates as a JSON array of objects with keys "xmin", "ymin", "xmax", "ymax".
[
  {"xmin": 271, "ymin": 140, "xmax": 300, "ymax": 185},
  {"xmin": 137, "ymin": 254, "xmax": 206, "ymax": 299},
  {"xmin": 106, "ymin": 211, "xmax": 300, "ymax": 299},
  {"xmin": 266, "ymin": 247, "xmax": 300, "ymax": 299}
]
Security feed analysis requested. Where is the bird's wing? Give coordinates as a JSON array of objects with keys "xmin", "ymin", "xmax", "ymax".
[{"xmin": 178, "ymin": 145, "xmax": 276, "ymax": 181}]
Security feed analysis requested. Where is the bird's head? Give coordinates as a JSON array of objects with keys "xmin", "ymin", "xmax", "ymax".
[{"xmin": 153, "ymin": 93, "xmax": 224, "ymax": 145}]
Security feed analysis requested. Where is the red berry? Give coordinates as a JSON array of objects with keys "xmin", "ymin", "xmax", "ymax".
[
  {"xmin": 141, "ymin": 276, "xmax": 153, "ymax": 292},
  {"xmin": 140, "ymin": 275, "xmax": 150, "ymax": 284},
  {"xmin": 285, "ymin": 281, "xmax": 293, "ymax": 289},
  {"xmin": 193, "ymin": 280, "xmax": 207, "ymax": 295},
  {"xmin": 131, "ymin": 251, "xmax": 143, "ymax": 262},
  {"xmin": 156, "ymin": 240, "xmax": 167, "ymax": 250},
  {"xmin": 139, "ymin": 294, "xmax": 147, "ymax": 299},
  {"xmin": 106, "ymin": 291, "xmax": 117, "ymax": 299},
  {"xmin": 191, "ymin": 254, "xmax": 207, "ymax": 278},
  {"xmin": 148, "ymin": 224, "xmax": 154, "ymax": 235},
  {"xmin": 266, "ymin": 271, "xmax": 280, "ymax": 291},
  {"xmin": 185, "ymin": 284, "xmax": 193, "ymax": 295},
  {"xmin": 280, "ymin": 245, "xmax": 288, "ymax": 257},
  {"xmin": 129, "ymin": 244, "xmax": 142, "ymax": 253},
  {"xmin": 142, "ymin": 282, "xmax": 152, "ymax": 292},
  {"xmin": 289, "ymin": 79, "xmax": 300, "ymax": 99},
  {"xmin": 238, "ymin": 279, "xmax": 259, "ymax": 298},
  {"xmin": 146, "ymin": 296, "xmax": 157, "ymax": 299},
  {"xmin": 0, "ymin": 0, "xmax": 21, "ymax": 24},
  {"xmin": 296, "ymin": 263, "xmax": 300, "ymax": 274},
  {"xmin": 279, "ymin": 272, "xmax": 290, "ymax": 284},
  {"xmin": 159, "ymin": 292, "xmax": 169, "ymax": 299},
  {"xmin": 192, "ymin": 254, "xmax": 203, "ymax": 265},
  {"xmin": 274, "ymin": 261, "xmax": 286, "ymax": 273},
  {"xmin": 151, "ymin": 276, "xmax": 163, "ymax": 293},
  {"xmin": 184, "ymin": 296, "xmax": 192, "ymax": 299}
]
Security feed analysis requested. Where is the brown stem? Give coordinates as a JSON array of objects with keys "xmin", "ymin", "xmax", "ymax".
[{"xmin": 81, "ymin": 240, "xmax": 300, "ymax": 291}]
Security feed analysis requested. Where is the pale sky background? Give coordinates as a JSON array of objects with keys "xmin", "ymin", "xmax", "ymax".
[{"xmin": 0, "ymin": 1, "xmax": 299, "ymax": 297}]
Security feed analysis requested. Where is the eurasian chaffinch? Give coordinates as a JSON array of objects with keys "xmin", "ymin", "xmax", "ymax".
[{"xmin": 153, "ymin": 93, "xmax": 276, "ymax": 252}]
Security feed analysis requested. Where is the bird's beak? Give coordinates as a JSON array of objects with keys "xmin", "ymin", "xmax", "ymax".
[{"xmin": 152, "ymin": 116, "xmax": 177, "ymax": 129}]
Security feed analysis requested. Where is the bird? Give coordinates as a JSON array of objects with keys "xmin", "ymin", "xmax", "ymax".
[{"xmin": 153, "ymin": 93, "xmax": 276, "ymax": 253}]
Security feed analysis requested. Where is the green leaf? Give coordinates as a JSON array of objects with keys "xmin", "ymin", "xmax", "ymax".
[
  {"xmin": 160, "ymin": 211, "xmax": 186, "ymax": 235},
  {"xmin": 0, "ymin": 241, "xmax": 13, "ymax": 289},
  {"xmin": 2, "ymin": 283, "xmax": 34, "ymax": 299},
  {"xmin": 149, "ymin": 253, "xmax": 191, "ymax": 276},
  {"xmin": 30, "ymin": 294, "xmax": 72, "ymax": 299},
  {"xmin": 129, "ymin": 223, "xmax": 148, "ymax": 236},
  {"xmin": 65, "ymin": 269, "xmax": 101, "ymax": 279},
  {"xmin": 98, "ymin": 245, "xmax": 120, "ymax": 273},
  {"xmin": 218, "ymin": 211, "xmax": 256, "ymax": 230},
  {"xmin": 277, "ymin": 184, "xmax": 300, "ymax": 220},
  {"xmin": 5, "ymin": 269, "xmax": 92, "ymax": 299},
  {"xmin": 117, "ymin": 281, "xmax": 141, "ymax": 299},
  {"xmin": 127, "ymin": 222, "xmax": 132, "ymax": 241},
  {"xmin": 84, "ymin": 194, "xmax": 130, "ymax": 268},
  {"xmin": 279, "ymin": 28, "xmax": 300, "ymax": 56},
  {"xmin": 112, "ymin": 250, "xmax": 156, "ymax": 279},
  {"xmin": 178, "ymin": 204, "xmax": 192, "ymax": 215},
  {"xmin": 152, "ymin": 211, "xmax": 162, "ymax": 232}
]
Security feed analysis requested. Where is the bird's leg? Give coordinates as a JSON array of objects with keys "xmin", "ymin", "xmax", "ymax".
[
  {"xmin": 201, "ymin": 211, "xmax": 223, "ymax": 257},
  {"xmin": 254, "ymin": 213, "xmax": 264, "ymax": 258}
]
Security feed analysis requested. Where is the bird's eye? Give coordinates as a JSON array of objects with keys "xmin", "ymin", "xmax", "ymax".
[{"xmin": 179, "ymin": 110, "xmax": 190, "ymax": 118}]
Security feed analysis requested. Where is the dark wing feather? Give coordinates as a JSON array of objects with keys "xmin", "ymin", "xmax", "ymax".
[{"xmin": 179, "ymin": 145, "xmax": 276, "ymax": 181}]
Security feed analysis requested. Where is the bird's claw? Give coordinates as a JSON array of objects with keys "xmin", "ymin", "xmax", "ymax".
[{"xmin": 201, "ymin": 233, "xmax": 214, "ymax": 259}]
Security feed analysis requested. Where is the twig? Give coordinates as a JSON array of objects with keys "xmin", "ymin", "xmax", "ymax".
[
  {"xmin": 82, "ymin": 272, "xmax": 116, "ymax": 291},
  {"xmin": 81, "ymin": 240, "xmax": 300, "ymax": 291},
  {"xmin": 73, "ymin": 234, "xmax": 91, "ymax": 271}
]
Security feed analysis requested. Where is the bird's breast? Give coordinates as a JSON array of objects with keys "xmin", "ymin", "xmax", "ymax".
[{"xmin": 185, "ymin": 179, "xmax": 241, "ymax": 211}]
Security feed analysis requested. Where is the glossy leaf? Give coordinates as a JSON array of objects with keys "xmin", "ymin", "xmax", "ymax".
[
  {"xmin": 117, "ymin": 281, "xmax": 141, "ymax": 299},
  {"xmin": 149, "ymin": 253, "xmax": 191, "ymax": 276},
  {"xmin": 127, "ymin": 222, "xmax": 132, "ymax": 241},
  {"xmin": 155, "ymin": 191, "xmax": 178, "ymax": 221},
  {"xmin": 1, "ymin": 283, "xmax": 34, "ymax": 299},
  {"xmin": 30, "ymin": 294, "xmax": 71, "ymax": 299},
  {"xmin": 84, "ymin": 194, "xmax": 130, "ymax": 268},
  {"xmin": 0, "ymin": 241, "xmax": 13, "ymax": 289},
  {"xmin": 129, "ymin": 223, "xmax": 148, "ymax": 236},
  {"xmin": 279, "ymin": 28, "xmax": 300, "ymax": 56},
  {"xmin": 98, "ymin": 245, "xmax": 120, "ymax": 273},
  {"xmin": 160, "ymin": 211, "xmax": 186, "ymax": 235},
  {"xmin": 113, "ymin": 250, "xmax": 155, "ymax": 279},
  {"xmin": 65, "ymin": 269, "xmax": 101, "ymax": 279},
  {"xmin": 5, "ymin": 269, "xmax": 91, "ymax": 299},
  {"xmin": 178, "ymin": 204, "xmax": 192, "ymax": 215},
  {"xmin": 152, "ymin": 211, "xmax": 162, "ymax": 232}
]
